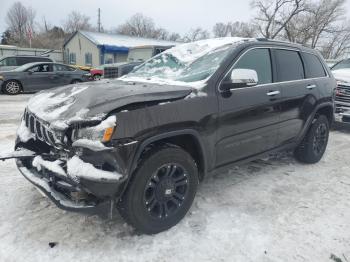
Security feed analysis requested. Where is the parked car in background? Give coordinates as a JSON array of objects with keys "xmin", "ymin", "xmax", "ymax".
[
  {"xmin": 0, "ymin": 55, "xmax": 53, "ymax": 71},
  {"xmin": 0, "ymin": 62, "xmax": 90, "ymax": 95},
  {"xmin": 331, "ymin": 67, "xmax": 350, "ymax": 123},
  {"xmin": 10, "ymin": 38, "xmax": 335, "ymax": 234},
  {"xmin": 90, "ymin": 66, "xmax": 104, "ymax": 80}
]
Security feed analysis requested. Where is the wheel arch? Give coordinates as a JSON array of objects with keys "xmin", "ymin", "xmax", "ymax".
[
  {"xmin": 130, "ymin": 130, "xmax": 207, "ymax": 182},
  {"xmin": 297, "ymin": 102, "xmax": 334, "ymax": 144}
]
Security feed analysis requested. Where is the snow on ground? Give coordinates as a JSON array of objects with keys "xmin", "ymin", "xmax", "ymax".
[{"xmin": 0, "ymin": 94, "xmax": 350, "ymax": 262}]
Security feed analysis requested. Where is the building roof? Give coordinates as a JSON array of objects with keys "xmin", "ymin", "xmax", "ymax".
[{"xmin": 64, "ymin": 30, "xmax": 178, "ymax": 49}]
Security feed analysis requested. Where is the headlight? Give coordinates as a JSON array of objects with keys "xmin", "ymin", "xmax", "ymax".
[
  {"xmin": 73, "ymin": 116, "xmax": 117, "ymax": 142},
  {"xmin": 0, "ymin": 75, "xmax": 4, "ymax": 81}
]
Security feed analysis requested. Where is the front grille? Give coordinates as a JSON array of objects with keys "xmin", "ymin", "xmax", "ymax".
[
  {"xmin": 336, "ymin": 85, "xmax": 350, "ymax": 107},
  {"xmin": 23, "ymin": 109, "xmax": 60, "ymax": 147}
]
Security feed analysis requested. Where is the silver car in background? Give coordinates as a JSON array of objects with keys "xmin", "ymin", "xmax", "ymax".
[{"xmin": 0, "ymin": 62, "xmax": 91, "ymax": 95}]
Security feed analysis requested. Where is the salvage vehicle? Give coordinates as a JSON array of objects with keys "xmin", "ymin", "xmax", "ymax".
[
  {"xmin": 0, "ymin": 55, "xmax": 53, "ymax": 71},
  {"xmin": 0, "ymin": 62, "xmax": 91, "ymax": 95},
  {"xmin": 1, "ymin": 38, "xmax": 335, "ymax": 234}
]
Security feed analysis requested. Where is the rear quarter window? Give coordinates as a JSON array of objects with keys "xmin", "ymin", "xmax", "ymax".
[
  {"xmin": 302, "ymin": 53, "xmax": 327, "ymax": 78},
  {"xmin": 274, "ymin": 49, "xmax": 304, "ymax": 82}
]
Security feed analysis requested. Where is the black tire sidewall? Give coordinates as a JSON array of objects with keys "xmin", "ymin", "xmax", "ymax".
[
  {"xmin": 123, "ymin": 147, "xmax": 198, "ymax": 234},
  {"xmin": 297, "ymin": 115, "xmax": 329, "ymax": 163}
]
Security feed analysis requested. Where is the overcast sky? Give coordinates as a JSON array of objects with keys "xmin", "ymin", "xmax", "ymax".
[
  {"xmin": 0, "ymin": 0, "xmax": 253, "ymax": 35},
  {"xmin": 1, "ymin": 0, "xmax": 350, "ymax": 36}
]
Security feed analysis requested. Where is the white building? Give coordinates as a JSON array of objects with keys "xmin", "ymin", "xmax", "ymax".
[{"xmin": 63, "ymin": 31, "xmax": 177, "ymax": 68}]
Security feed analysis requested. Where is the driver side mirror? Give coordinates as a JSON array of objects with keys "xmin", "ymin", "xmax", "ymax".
[{"xmin": 221, "ymin": 69, "xmax": 258, "ymax": 92}]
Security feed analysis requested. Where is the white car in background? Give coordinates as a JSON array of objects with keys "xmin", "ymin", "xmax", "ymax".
[{"xmin": 331, "ymin": 59, "xmax": 350, "ymax": 123}]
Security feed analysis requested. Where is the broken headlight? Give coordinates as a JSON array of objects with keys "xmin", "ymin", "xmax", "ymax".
[{"xmin": 72, "ymin": 116, "xmax": 117, "ymax": 143}]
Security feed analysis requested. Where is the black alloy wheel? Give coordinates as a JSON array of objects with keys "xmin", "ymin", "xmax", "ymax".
[
  {"xmin": 143, "ymin": 164, "xmax": 189, "ymax": 219},
  {"xmin": 118, "ymin": 146, "xmax": 198, "ymax": 234}
]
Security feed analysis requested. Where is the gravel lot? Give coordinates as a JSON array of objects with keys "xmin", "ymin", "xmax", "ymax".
[{"xmin": 0, "ymin": 94, "xmax": 349, "ymax": 262}]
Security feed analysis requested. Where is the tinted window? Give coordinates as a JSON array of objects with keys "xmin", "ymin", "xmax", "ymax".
[
  {"xmin": 233, "ymin": 48, "xmax": 272, "ymax": 84},
  {"xmin": 17, "ymin": 57, "xmax": 33, "ymax": 66},
  {"xmin": 54, "ymin": 64, "xmax": 75, "ymax": 71},
  {"xmin": 3, "ymin": 57, "xmax": 17, "ymax": 66},
  {"xmin": 302, "ymin": 53, "xmax": 326, "ymax": 78},
  {"xmin": 28, "ymin": 64, "xmax": 53, "ymax": 73},
  {"xmin": 274, "ymin": 49, "xmax": 304, "ymax": 82}
]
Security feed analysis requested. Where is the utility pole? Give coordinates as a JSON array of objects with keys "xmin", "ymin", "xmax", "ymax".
[{"xmin": 98, "ymin": 8, "xmax": 101, "ymax": 32}]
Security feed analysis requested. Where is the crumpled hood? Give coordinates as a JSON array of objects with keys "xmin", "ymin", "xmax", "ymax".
[{"xmin": 27, "ymin": 79, "xmax": 193, "ymax": 129}]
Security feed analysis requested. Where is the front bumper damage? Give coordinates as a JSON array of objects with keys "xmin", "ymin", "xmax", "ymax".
[{"xmin": 13, "ymin": 137, "xmax": 138, "ymax": 217}]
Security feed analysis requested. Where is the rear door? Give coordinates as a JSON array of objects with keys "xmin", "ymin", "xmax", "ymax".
[
  {"xmin": 216, "ymin": 48, "xmax": 282, "ymax": 167},
  {"xmin": 53, "ymin": 64, "xmax": 75, "ymax": 86},
  {"xmin": 272, "ymin": 49, "xmax": 319, "ymax": 145}
]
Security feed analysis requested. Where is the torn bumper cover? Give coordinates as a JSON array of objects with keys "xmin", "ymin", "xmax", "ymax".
[{"xmin": 14, "ymin": 148, "xmax": 131, "ymax": 215}]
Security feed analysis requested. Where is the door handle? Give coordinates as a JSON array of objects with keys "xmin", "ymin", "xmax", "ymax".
[
  {"xmin": 266, "ymin": 90, "xmax": 280, "ymax": 96},
  {"xmin": 306, "ymin": 84, "xmax": 316, "ymax": 90}
]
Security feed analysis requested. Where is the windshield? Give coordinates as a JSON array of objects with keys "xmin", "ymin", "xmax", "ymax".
[
  {"xmin": 121, "ymin": 37, "xmax": 253, "ymax": 85},
  {"xmin": 332, "ymin": 59, "xmax": 350, "ymax": 70},
  {"xmin": 125, "ymin": 46, "xmax": 231, "ymax": 83}
]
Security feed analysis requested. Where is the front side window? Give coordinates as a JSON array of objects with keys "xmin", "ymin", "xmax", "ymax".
[
  {"xmin": 232, "ymin": 48, "xmax": 272, "ymax": 85},
  {"xmin": 303, "ymin": 53, "xmax": 326, "ymax": 78},
  {"xmin": 274, "ymin": 49, "xmax": 304, "ymax": 82},
  {"xmin": 28, "ymin": 64, "xmax": 53, "ymax": 73}
]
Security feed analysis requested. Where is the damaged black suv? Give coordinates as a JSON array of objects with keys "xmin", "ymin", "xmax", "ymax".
[{"xmin": 8, "ymin": 38, "xmax": 335, "ymax": 234}]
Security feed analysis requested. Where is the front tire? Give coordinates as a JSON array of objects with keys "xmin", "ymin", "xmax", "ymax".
[
  {"xmin": 118, "ymin": 146, "xmax": 198, "ymax": 234},
  {"xmin": 294, "ymin": 115, "xmax": 329, "ymax": 163},
  {"xmin": 2, "ymin": 80, "xmax": 22, "ymax": 95}
]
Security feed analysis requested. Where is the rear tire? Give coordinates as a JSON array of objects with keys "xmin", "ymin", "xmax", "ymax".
[
  {"xmin": 2, "ymin": 80, "xmax": 22, "ymax": 95},
  {"xmin": 294, "ymin": 115, "xmax": 329, "ymax": 164},
  {"xmin": 118, "ymin": 145, "xmax": 198, "ymax": 234}
]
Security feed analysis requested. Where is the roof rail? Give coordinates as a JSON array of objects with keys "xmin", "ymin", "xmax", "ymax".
[{"xmin": 256, "ymin": 38, "xmax": 303, "ymax": 46}]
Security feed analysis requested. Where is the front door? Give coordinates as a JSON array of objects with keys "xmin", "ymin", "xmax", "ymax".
[
  {"xmin": 215, "ymin": 48, "xmax": 282, "ymax": 167},
  {"xmin": 24, "ymin": 64, "xmax": 54, "ymax": 90}
]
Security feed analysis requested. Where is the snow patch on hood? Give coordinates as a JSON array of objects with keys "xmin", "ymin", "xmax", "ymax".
[{"xmin": 27, "ymin": 85, "xmax": 89, "ymax": 123}]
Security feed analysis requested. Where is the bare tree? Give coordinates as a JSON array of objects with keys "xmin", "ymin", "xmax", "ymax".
[
  {"xmin": 252, "ymin": 0, "xmax": 306, "ymax": 39},
  {"xmin": 168, "ymin": 32, "xmax": 181, "ymax": 42},
  {"xmin": 284, "ymin": 0, "xmax": 346, "ymax": 47},
  {"xmin": 63, "ymin": 11, "xmax": 92, "ymax": 33},
  {"xmin": 184, "ymin": 27, "xmax": 210, "ymax": 42},
  {"xmin": 117, "ymin": 13, "xmax": 156, "ymax": 38},
  {"xmin": 6, "ymin": 2, "xmax": 36, "ymax": 46},
  {"xmin": 213, "ymin": 23, "xmax": 230, "ymax": 37},
  {"xmin": 319, "ymin": 22, "xmax": 350, "ymax": 59}
]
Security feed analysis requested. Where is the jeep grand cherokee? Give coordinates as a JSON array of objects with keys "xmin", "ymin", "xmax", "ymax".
[{"xmin": 6, "ymin": 37, "xmax": 335, "ymax": 234}]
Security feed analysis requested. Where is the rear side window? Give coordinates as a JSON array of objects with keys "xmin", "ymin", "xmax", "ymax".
[
  {"xmin": 233, "ymin": 48, "xmax": 272, "ymax": 85},
  {"xmin": 274, "ymin": 49, "xmax": 304, "ymax": 82},
  {"xmin": 302, "ymin": 53, "xmax": 326, "ymax": 78}
]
